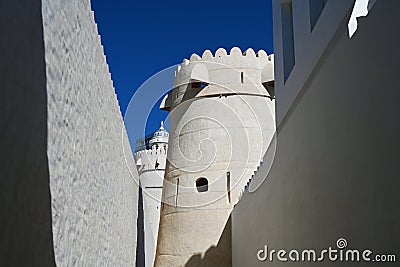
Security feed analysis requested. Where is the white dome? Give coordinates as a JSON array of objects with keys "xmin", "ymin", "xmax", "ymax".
[{"xmin": 149, "ymin": 121, "xmax": 169, "ymax": 146}]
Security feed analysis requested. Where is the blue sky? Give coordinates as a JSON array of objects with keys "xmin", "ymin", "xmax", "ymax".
[{"xmin": 91, "ymin": 0, "xmax": 273, "ymax": 141}]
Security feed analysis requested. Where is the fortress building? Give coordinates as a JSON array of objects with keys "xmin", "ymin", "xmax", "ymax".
[
  {"xmin": 154, "ymin": 47, "xmax": 275, "ymax": 266},
  {"xmin": 3, "ymin": 1, "xmax": 400, "ymax": 267},
  {"xmin": 134, "ymin": 122, "xmax": 169, "ymax": 267}
]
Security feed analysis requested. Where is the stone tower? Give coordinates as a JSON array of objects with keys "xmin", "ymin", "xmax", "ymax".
[
  {"xmin": 155, "ymin": 47, "xmax": 275, "ymax": 266},
  {"xmin": 134, "ymin": 122, "xmax": 169, "ymax": 267}
]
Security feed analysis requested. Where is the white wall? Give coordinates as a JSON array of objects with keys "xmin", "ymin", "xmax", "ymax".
[
  {"xmin": 232, "ymin": 1, "xmax": 400, "ymax": 266},
  {"xmin": 43, "ymin": 0, "xmax": 139, "ymax": 265},
  {"xmin": 273, "ymin": 0, "xmax": 355, "ymax": 125},
  {"xmin": 135, "ymin": 148, "xmax": 166, "ymax": 267}
]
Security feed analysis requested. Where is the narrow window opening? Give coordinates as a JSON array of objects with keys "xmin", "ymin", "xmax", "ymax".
[
  {"xmin": 309, "ymin": 0, "xmax": 328, "ymax": 31},
  {"xmin": 196, "ymin": 177, "xmax": 208, "ymax": 193},
  {"xmin": 155, "ymin": 160, "xmax": 159, "ymax": 170},
  {"xmin": 281, "ymin": 0, "xmax": 295, "ymax": 82},
  {"xmin": 227, "ymin": 172, "xmax": 231, "ymax": 203},
  {"xmin": 240, "ymin": 72, "xmax": 244, "ymax": 83},
  {"xmin": 175, "ymin": 178, "xmax": 179, "ymax": 207}
]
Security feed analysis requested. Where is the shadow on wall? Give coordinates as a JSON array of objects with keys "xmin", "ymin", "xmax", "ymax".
[
  {"xmin": 0, "ymin": 0, "xmax": 55, "ymax": 266},
  {"xmin": 136, "ymin": 186, "xmax": 145, "ymax": 267},
  {"xmin": 185, "ymin": 215, "xmax": 232, "ymax": 267}
]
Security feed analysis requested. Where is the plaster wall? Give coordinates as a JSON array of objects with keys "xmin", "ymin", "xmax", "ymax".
[
  {"xmin": 1, "ymin": 0, "xmax": 139, "ymax": 265},
  {"xmin": 232, "ymin": 1, "xmax": 400, "ymax": 266},
  {"xmin": 43, "ymin": 0, "xmax": 139, "ymax": 265}
]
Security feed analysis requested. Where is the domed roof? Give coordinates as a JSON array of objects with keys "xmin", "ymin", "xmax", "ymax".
[
  {"xmin": 153, "ymin": 121, "xmax": 168, "ymax": 137},
  {"xmin": 149, "ymin": 121, "xmax": 169, "ymax": 146}
]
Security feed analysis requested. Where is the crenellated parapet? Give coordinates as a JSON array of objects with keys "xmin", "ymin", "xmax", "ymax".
[
  {"xmin": 134, "ymin": 122, "xmax": 169, "ymax": 174},
  {"xmin": 175, "ymin": 47, "xmax": 273, "ymax": 75},
  {"xmin": 134, "ymin": 147, "xmax": 168, "ymax": 172},
  {"xmin": 160, "ymin": 47, "xmax": 274, "ymax": 111}
]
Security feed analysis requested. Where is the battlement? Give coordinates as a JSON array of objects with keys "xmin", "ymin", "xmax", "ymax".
[
  {"xmin": 134, "ymin": 146, "xmax": 168, "ymax": 158},
  {"xmin": 160, "ymin": 47, "xmax": 275, "ymax": 111},
  {"xmin": 134, "ymin": 121, "xmax": 169, "ymax": 173},
  {"xmin": 134, "ymin": 147, "xmax": 168, "ymax": 175},
  {"xmin": 175, "ymin": 47, "xmax": 273, "ymax": 78}
]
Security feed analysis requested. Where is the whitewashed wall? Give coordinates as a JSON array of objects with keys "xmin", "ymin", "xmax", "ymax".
[
  {"xmin": 233, "ymin": 1, "xmax": 400, "ymax": 266},
  {"xmin": 43, "ymin": 0, "xmax": 139, "ymax": 265}
]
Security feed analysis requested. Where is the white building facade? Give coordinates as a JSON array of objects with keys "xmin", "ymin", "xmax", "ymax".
[
  {"xmin": 232, "ymin": 1, "xmax": 400, "ymax": 266},
  {"xmin": 134, "ymin": 122, "xmax": 168, "ymax": 267}
]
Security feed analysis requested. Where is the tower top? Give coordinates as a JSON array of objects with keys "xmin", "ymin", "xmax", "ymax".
[
  {"xmin": 174, "ymin": 47, "xmax": 273, "ymax": 78},
  {"xmin": 160, "ymin": 47, "xmax": 274, "ymax": 111},
  {"xmin": 149, "ymin": 121, "xmax": 169, "ymax": 146}
]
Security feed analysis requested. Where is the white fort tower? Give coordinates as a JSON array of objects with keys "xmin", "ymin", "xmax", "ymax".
[
  {"xmin": 155, "ymin": 47, "xmax": 275, "ymax": 266},
  {"xmin": 134, "ymin": 122, "xmax": 169, "ymax": 267}
]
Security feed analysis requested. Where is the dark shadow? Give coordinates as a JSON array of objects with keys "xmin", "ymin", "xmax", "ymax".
[
  {"xmin": 195, "ymin": 177, "xmax": 209, "ymax": 193},
  {"xmin": 135, "ymin": 185, "xmax": 145, "ymax": 267},
  {"xmin": 181, "ymin": 83, "xmax": 202, "ymax": 103},
  {"xmin": 185, "ymin": 215, "xmax": 232, "ymax": 267},
  {"xmin": 0, "ymin": 0, "xmax": 55, "ymax": 265}
]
